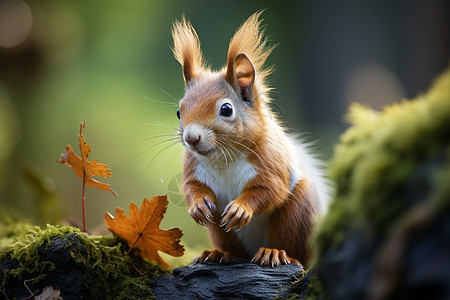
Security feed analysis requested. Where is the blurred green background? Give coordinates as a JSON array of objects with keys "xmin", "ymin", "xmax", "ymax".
[{"xmin": 0, "ymin": 0, "xmax": 449, "ymax": 265}]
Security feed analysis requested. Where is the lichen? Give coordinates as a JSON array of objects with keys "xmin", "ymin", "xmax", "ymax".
[
  {"xmin": 313, "ymin": 67, "xmax": 450, "ymax": 258},
  {"xmin": 0, "ymin": 223, "xmax": 166, "ymax": 299}
]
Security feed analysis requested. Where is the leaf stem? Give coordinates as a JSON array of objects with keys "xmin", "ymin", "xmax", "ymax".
[
  {"xmin": 127, "ymin": 233, "xmax": 142, "ymax": 254},
  {"xmin": 82, "ymin": 169, "xmax": 86, "ymax": 232}
]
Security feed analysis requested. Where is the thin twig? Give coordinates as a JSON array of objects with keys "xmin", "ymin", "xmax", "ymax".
[
  {"xmin": 0, "ymin": 288, "xmax": 9, "ymax": 300},
  {"xmin": 131, "ymin": 259, "xmax": 149, "ymax": 276},
  {"xmin": 20, "ymin": 277, "xmax": 39, "ymax": 300}
]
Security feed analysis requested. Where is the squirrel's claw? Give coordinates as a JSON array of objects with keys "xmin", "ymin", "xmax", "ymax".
[
  {"xmin": 189, "ymin": 196, "xmax": 216, "ymax": 226},
  {"xmin": 192, "ymin": 249, "xmax": 232, "ymax": 264},
  {"xmin": 251, "ymin": 247, "xmax": 302, "ymax": 267},
  {"xmin": 220, "ymin": 201, "xmax": 252, "ymax": 231}
]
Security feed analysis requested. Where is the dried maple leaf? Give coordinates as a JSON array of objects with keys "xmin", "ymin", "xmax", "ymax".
[
  {"xmin": 58, "ymin": 121, "xmax": 118, "ymax": 196},
  {"xmin": 104, "ymin": 195, "xmax": 184, "ymax": 269}
]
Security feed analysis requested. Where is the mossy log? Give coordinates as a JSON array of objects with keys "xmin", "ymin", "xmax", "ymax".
[{"xmin": 312, "ymin": 69, "xmax": 450, "ymax": 299}]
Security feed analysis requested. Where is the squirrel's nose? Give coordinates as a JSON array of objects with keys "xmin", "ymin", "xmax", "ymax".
[
  {"xmin": 184, "ymin": 124, "xmax": 203, "ymax": 147},
  {"xmin": 185, "ymin": 134, "xmax": 200, "ymax": 146}
]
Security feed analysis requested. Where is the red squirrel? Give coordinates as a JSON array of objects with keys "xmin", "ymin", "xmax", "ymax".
[{"xmin": 172, "ymin": 12, "xmax": 329, "ymax": 267}]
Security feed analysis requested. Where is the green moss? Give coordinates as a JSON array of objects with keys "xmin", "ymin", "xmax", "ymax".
[
  {"xmin": 1, "ymin": 224, "xmax": 77, "ymax": 284},
  {"xmin": 0, "ymin": 224, "xmax": 166, "ymax": 299},
  {"xmin": 301, "ymin": 274, "xmax": 324, "ymax": 300},
  {"xmin": 283, "ymin": 270, "xmax": 323, "ymax": 300},
  {"xmin": 313, "ymin": 68, "xmax": 450, "ymax": 257},
  {"xmin": 0, "ymin": 218, "xmax": 34, "ymax": 254},
  {"xmin": 281, "ymin": 293, "xmax": 301, "ymax": 300}
]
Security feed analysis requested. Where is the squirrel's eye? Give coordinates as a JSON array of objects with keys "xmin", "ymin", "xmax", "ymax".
[
  {"xmin": 220, "ymin": 103, "xmax": 233, "ymax": 117},
  {"xmin": 176, "ymin": 109, "xmax": 180, "ymax": 120}
]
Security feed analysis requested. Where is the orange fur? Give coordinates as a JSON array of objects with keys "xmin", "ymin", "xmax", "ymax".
[
  {"xmin": 173, "ymin": 13, "xmax": 328, "ymax": 267},
  {"xmin": 179, "ymin": 74, "xmax": 229, "ymax": 126},
  {"xmin": 172, "ymin": 16, "xmax": 208, "ymax": 82},
  {"xmin": 270, "ymin": 178, "xmax": 318, "ymax": 263},
  {"xmin": 224, "ymin": 11, "xmax": 274, "ymax": 98}
]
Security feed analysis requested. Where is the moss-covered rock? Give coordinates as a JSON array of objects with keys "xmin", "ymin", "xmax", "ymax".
[
  {"xmin": 313, "ymin": 68, "xmax": 450, "ymax": 300},
  {"xmin": 0, "ymin": 223, "xmax": 165, "ymax": 299}
]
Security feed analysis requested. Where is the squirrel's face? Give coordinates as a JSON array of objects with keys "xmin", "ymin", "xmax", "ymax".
[
  {"xmin": 172, "ymin": 14, "xmax": 272, "ymax": 161},
  {"xmin": 177, "ymin": 73, "xmax": 260, "ymax": 160}
]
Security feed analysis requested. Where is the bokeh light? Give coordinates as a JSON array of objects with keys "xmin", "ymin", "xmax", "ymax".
[
  {"xmin": 344, "ymin": 64, "xmax": 406, "ymax": 110},
  {"xmin": 0, "ymin": 0, "xmax": 32, "ymax": 48}
]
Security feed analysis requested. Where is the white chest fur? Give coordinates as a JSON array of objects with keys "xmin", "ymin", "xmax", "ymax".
[
  {"xmin": 194, "ymin": 156, "xmax": 256, "ymax": 210},
  {"xmin": 194, "ymin": 156, "xmax": 270, "ymax": 256}
]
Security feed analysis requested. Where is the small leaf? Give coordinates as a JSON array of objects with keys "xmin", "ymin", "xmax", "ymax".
[
  {"xmin": 104, "ymin": 195, "xmax": 185, "ymax": 269},
  {"xmin": 58, "ymin": 121, "xmax": 117, "ymax": 196}
]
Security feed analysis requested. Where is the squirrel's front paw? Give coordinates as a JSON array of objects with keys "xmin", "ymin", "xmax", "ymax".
[
  {"xmin": 189, "ymin": 196, "xmax": 216, "ymax": 226},
  {"xmin": 220, "ymin": 201, "xmax": 253, "ymax": 232}
]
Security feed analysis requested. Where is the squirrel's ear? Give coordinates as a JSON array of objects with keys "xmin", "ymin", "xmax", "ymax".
[
  {"xmin": 172, "ymin": 17, "xmax": 205, "ymax": 84},
  {"xmin": 226, "ymin": 53, "xmax": 255, "ymax": 101}
]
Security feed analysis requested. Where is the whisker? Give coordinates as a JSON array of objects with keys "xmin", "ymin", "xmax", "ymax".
[
  {"xmin": 138, "ymin": 93, "xmax": 178, "ymax": 106},
  {"xmin": 158, "ymin": 142, "xmax": 182, "ymax": 180},
  {"xmin": 223, "ymin": 141, "xmax": 245, "ymax": 159},
  {"xmin": 206, "ymin": 119, "xmax": 219, "ymax": 131},
  {"xmin": 217, "ymin": 139, "xmax": 242, "ymax": 161},
  {"xmin": 212, "ymin": 143, "xmax": 225, "ymax": 166},
  {"xmin": 215, "ymin": 142, "xmax": 228, "ymax": 168},
  {"xmin": 228, "ymin": 139, "xmax": 269, "ymax": 169},
  {"xmin": 135, "ymin": 138, "xmax": 181, "ymax": 162},
  {"xmin": 153, "ymin": 86, "xmax": 179, "ymax": 104},
  {"xmin": 142, "ymin": 133, "xmax": 182, "ymax": 142},
  {"xmin": 225, "ymin": 140, "xmax": 242, "ymax": 160},
  {"xmin": 144, "ymin": 122, "xmax": 181, "ymax": 132},
  {"xmin": 148, "ymin": 137, "xmax": 181, "ymax": 147},
  {"xmin": 216, "ymin": 140, "xmax": 235, "ymax": 164},
  {"xmin": 213, "ymin": 145, "xmax": 220, "ymax": 169},
  {"xmin": 147, "ymin": 141, "xmax": 182, "ymax": 169}
]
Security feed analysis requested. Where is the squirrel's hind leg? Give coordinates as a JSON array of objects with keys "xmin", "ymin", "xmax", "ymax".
[
  {"xmin": 251, "ymin": 247, "xmax": 301, "ymax": 267},
  {"xmin": 192, "ymin": 249, "xmax": 233, "ymax": 264}
]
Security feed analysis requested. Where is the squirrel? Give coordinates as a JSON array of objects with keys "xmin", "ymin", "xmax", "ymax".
[{"xmin": 171, "ymin": 12, "xmax": 330, "ymax": 267}]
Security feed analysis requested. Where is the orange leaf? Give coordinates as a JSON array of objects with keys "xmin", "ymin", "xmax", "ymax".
[
  {"xmin": 104, "ymin": 195, "xmax": 184, "ymax": 269},
  {"xmin": 58, "ymin": 121, "xmax": 117, "ymax": 196}
]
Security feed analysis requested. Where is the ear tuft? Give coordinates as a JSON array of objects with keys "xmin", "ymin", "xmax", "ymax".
[
  {"xmin": 224, "ymin": 12, "xmax": 275, "ymax": 104},
  {"xmin": 172, "ymin": 16, "xmax": 206, "ymax": 83}
]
